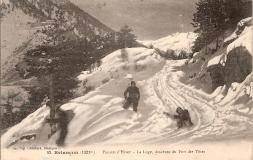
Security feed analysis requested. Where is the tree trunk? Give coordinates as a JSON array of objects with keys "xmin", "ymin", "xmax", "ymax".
[
  {"xmin": 49, "ymin": 74, "xmax": 55, "ymax": 118},
  {"xmin": 216, "ymin": 37, "xmax": 219, "ymax": 50}
]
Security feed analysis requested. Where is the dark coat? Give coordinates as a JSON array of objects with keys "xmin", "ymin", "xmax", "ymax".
[
  {"xmin": 174, "ymin": 109, "xmax": 191, "ymax": 121},
  {"xmin": 174, "ymin": 109, "xmax": 193, "ymax": 128},
  {"xmin": 124, "ymin": 86, "xmax": 140, "ymax": 100}
]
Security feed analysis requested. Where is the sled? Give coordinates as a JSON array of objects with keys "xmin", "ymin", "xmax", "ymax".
[
  {"xmin": 163, "ymin": 112, "xmax": 174, "ymax": 118},
  {"xmin": 163, "ymin": 111, "xmax": 194, "ymax": 129}
]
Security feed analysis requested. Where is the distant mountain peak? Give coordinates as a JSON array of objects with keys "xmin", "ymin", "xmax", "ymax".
[
  {"xmin": 1, "ymin": 0, "xmax": 114, "ymax": 35},
  {"xmin": 1, "ymin": 0, "xmax": 116, "ymax": 82}
]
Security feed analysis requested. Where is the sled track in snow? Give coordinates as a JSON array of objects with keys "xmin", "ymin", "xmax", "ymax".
[{"xmin": 144, "ymin": 62, "xmax": 217, "ymax": 144}]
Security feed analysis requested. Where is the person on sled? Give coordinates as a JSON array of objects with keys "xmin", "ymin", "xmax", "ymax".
[
  {"xmin": 164, "ymin": 107, "xmax": 193, "ymax": 129},
  {"xmin": 123, "ymin": 81, "xmax": 140, "ymax": 112}
]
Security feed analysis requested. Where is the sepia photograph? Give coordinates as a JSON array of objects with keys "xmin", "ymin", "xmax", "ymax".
[{"xmin": 0, "ymin": 0, "xmax": 253, "ymax": 160}]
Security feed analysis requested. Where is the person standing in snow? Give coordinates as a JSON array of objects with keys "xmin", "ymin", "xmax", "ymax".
[
  {"xmin": 123, "ymin": 81, "xmax": 140, "ymax": 112},
  {"xmin": 55, "ymin": 107, "xmax": 69, "ymax": 146},
  {"xmin": 46, "ymin": 107, "xmax": 69, "ymax": 146},
  {"xmin": 45, "ymin": 99, "xmax": 57, "ymax": 138},
  {"xmin": 164, "ymin": 107, "xmax": 193, "ymax": 129}
]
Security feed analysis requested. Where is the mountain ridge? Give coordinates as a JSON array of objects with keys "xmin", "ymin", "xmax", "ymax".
[{"xmin": 0, "ymin": 0, "xmax": 116, "ymax": 83}]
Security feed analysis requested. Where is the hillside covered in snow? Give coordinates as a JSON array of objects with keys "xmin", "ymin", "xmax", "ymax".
[
  {"xmin": 1, "ymin": 3, "xmax": 252, "ymax": 160},
  {"xmin": 0, "ymin": 0, "xmax": 140, "ymax": 133},
  {"xmin": 139, "ymin": 32, "xmax": 197, "ymax": 59},
  {"xmin": 2, "ymin": 16, "xmax": 252, "ymax": 148}
]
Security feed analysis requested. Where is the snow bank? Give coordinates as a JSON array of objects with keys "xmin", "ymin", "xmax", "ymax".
[
  {"xmin": 1, "ymin": 46, "xmax": 168, "ymax": 147},
  {"xmin": 140, "ymin": 32, "xmax": 197, "ymax": 58},
  {"xmin": 207, "ymin": 17, "xmax": 252, "ymax": 68},
  {"xmin": 152, "ymin": 32, "xmax": 197, "ymax": 53},
  {"xmin": 227, "ymin": 25, "xmax": 252, "ymax": 56},
  {"xmin": 1, "ymin": 106, "xmax": 49, "ymax": 147},
  {"xmin": 77, "ymin": 47, "xmax": 165, "ymax": 94}
]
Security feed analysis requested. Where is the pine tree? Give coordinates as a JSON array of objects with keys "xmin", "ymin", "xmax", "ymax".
[
  {"xmin": 15, "ymin": 10, "xmax": 88, "ymax": 107},
  {"xmin": 192, "ymin": 0, "xmax": 227, "ymax": 52},
  {"xmin": 116, "ymin": 25, "xmax": 137, "ymax": 48},
  {"xmin": 223, "ymin": 0, "xmax": 244, "ymax": 25},
  {"xmin": 16, "ymin": 13, "xmax": 119, "ymax": 109},
  {"xmin": 192, "ymin": 0, "xmax": 251, "ymax": 53}
]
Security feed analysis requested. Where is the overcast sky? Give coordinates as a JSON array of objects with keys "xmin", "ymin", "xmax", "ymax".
[{"xmin": 70, "ymin": 0, "xmax": 196, "ymax": 40}]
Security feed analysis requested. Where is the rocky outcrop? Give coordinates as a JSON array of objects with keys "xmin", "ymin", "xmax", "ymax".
[
  {"xmin": 224, "ymin": 46, "xmax": 252, "ymax": 87},
  {"xmin": 207, "ymin": 64, "xmax": 225, "ymax": 90},
  {"xmin": 207, "ymin": 46, "xmax": 252, "ymax": 90},
  {"xmin": 207, "ymin": 17, "xmax": 252, "ymax": 91}
]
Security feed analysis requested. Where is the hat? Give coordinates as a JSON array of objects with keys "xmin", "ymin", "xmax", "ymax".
[
  {"xmin": 176, "ymin": 107, "xmax": 183, "ymax": 113},
  {"xmin": 125, "ymin": 74, "xmax": 133, "ymax": 79}
]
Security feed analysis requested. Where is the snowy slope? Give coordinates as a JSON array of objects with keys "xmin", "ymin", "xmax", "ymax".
[
  {"xmin": 77, "ymin": 47, "xmax": 165, "ymax": 93},
  {"xmin": 139, "ymin": 32, "xmax": 197, "ymax": 58},
  {"xmin": 1, "ymin": 47, "xmax": 167, "ymax": 147},
  {"xmin": 2, "ymin": 39, "xmax": 253, "ymax": 148},
  {"xmin": 214, "ymin": 18, "xmax": 253, "ymax": 108},
  {"xmin": 180, "ymin": 17, "xmax": 253, "ymax": 130},
  {"xmin": 1, "ymin": 17, "xmax": 252, "ymax": 148},
  {"xmin": 3, "ymin": 59, "xmax": 252, "ymax": 147},
  {"xmin": 207, "ymin": 17, "xmax": 252, "ymax": 68}
]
